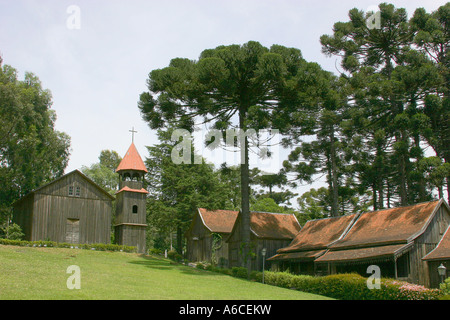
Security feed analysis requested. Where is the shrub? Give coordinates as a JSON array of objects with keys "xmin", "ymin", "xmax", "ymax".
[
  {"xmin": 246, "ymin": 270, "xmax": 442, "ymax": 300},
  {"xmin": 440, "ymin": 277, "xmax": 450, "ymax": 295},
  {"xmin": 0, "ymin": 223, "xmax": 24, "ymax": 240},
  {"xmin": 0, "ymin": 239, "xmax": 136, "ymax": 252},
  {"xmin": 263, "ymin": 271, "xmax": 295, "ymax": 288},
  {"xmin": 249, "ymin": 271, "xmax": 262, "ymax": 282},
  {"xmin": 167, "ymin": 250, "xmax": 183, "ymax": 262},
  {"xmin": 149, "ymin": 248, "xmax": 163, "ymax": 255},
  {"xmin": 195, "ymin": 261, "xmax": 208, "ymax": 270},
  {"xmin": 231, "ymin": 267, "xmax": 248, "ymax": 279}
]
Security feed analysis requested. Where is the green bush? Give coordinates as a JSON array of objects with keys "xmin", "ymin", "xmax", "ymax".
[
  {"xmin": 292, "ymin": 273, "xmax": 442, "ymax": 300},
  {"xmin": 231, "ymin": 267, "xmax": 248, "ymax": 279},
  {"xmin": 167, "ymin": 250, "xmax": 183, "ymax": 262},
  {"xmin": 0, "ymin": 223, "xmax": 24, "ymax": 240},
  {"xmin": 0, "ymin": 238, "xmax": 136, "ymax": 252},
  {"xmin": 440, "ymin": 277, "xmax": 450, "ymax": 295},
  {"xmin": 149, "ymin": 248, "xmax": 163, "ymax": 255},
  {"xmin": 263, "ymin": 271, "xmax": 295, "ymax": 288},
  {"xmin": 238, "ymin": 270, "xmax": 442, "ymax": 300},
  {"xmin": 249, "ymin": 271, "xmax": 263, "ymax": 282},
  {"xmin": 195, "ymin": 261, "xmax": 208, "ymax": 270}
]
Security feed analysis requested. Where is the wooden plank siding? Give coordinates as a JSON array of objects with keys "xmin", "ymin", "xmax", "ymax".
[
  {"xmin": 227, "ymin": 211, "xmax": 301, "ymax": 271},
  {"xmin": 12, "ymin": 170, "xmax": 113, "ymax": 245},
  {"xmin": 407, "ymin": 204, "xmax": 450, "ymax": 287},
  {"xmin": 185, "ymin": 209, "xmax": 237, "ymax": 266},
  {"xmin": 114, "ymin": 191, "xmax": 146, "ymax": 226}
]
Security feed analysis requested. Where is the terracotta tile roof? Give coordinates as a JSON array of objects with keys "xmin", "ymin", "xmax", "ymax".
[
  {"xmin": 116, "ymin": 186, "xmax": 149, "ymax": 194},
  {"xmin": 423, "ymin": 225, "xmax": 450, "ymax": 261},
  {"xmin": 116, "ymin": 143, "xmax": 148, "ymax": 173},
  {"xmin": 249, "ymin": 211, "xmax": 301, "ymax": 240},
  {"xmin": 267, "ymin": 250, "xmax": 325, "ymax": 262},
  {"xmin": 198, "ymin": 208, "xmax": 239, "ymax": 234},
  {"xmin": 330, "ymin": 200, "xmax": 441, "ymax": 250},
  {"xmin": 315, "ymin": 244, "xmax": 412, "ymax": 263},
  {"xmin": 277, "ymin": 213, "xmax": 358, "ymax": 253}
]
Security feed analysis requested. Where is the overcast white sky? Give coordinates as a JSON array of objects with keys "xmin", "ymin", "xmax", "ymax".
[{"xmin": 0, "ymin": 0, "xmax": 446, "ymax": 194}]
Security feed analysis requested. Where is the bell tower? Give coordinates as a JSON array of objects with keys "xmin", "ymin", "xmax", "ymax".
[{"xmin": 115, "ymin": 133, "xmax": 148, "ymax": 253}]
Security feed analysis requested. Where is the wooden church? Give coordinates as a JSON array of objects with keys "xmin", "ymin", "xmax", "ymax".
[{"xmin": 12, "ymin": 140, "xmax": 148, "ymax": 253}]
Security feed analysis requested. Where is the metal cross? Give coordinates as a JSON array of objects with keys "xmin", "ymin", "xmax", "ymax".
[{"xmin": 129, "ymin": 126, "xmax": 137, "ymax": 143}]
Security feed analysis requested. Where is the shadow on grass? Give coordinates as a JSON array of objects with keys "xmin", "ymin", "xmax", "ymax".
[{"xmin": 128, "ymin": 254, "xmax": 229, "ymax": 277}]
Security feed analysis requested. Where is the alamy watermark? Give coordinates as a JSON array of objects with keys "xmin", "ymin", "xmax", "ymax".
[
  {"xmin": 66, "ymin": 265, "xmax": 81, "ymax": 289},
  {"xmin": 367, "ymin": 265, "xmax": 381, "ymax": 290},
  {"xmin": 366, "ymin": 5, "xmax": 381, "ymax": 30},
  {"xmin": 170, "ymin": 128, "xmax": 281, "ymax": 172},
  {"xmin": 66, "ymin": 5, "xmax": 81, "ymax": 30}
]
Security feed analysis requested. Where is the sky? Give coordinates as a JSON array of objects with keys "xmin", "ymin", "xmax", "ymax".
[{"xmin": 0, "ymin": 0, "xmax": 447, "ymax": 198}]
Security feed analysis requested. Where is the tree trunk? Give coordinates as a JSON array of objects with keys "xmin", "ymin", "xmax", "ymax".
[
  {"xmin": 239, "ymin": 110, "xmax": 252, "ymax": 276},
  {"xmin": 330, "ymin": 126, "xmax": 339, "ymax": 217},
  {"xmin": 176, "ymin": 226, "xmax": 182, "ymax": 255},
  {"xmin": 373, "ymin": 184, "xmax": 378, "ymax": 211}
]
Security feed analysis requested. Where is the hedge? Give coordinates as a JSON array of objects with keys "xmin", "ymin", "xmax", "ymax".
[
  {"xmin": 194, "ymin": 265, "xmax": 443, "ymax": 300},
  {"xmin": 260, "ymin": 271, "xmax": 442, "ymax": 300},
  {"xmin": 0, "ymin": 238, "xmax": 136, "ymax": 253}
]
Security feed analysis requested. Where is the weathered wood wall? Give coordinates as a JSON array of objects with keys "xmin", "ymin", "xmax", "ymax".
[
  {"xmin": 114, "ymin": 224, "xmax": 146, "ymax": 252},
  {"xmin": 227, "ymin": 216, "xmax": 293, "ymax": 271},
  {"xmin": 408, "ymin": 205, "xmax": 450, "ymax": 287},
  {"xmin": 185, "ymin": 213, "xmax": 230, "ymax": 265},
  {"xmin": 13, "ymin": 171, "xmax": 113, "ymax": 244},
  {"xmin": 115, "ymin": 191, "xmax": 146, "ymax": 225}
]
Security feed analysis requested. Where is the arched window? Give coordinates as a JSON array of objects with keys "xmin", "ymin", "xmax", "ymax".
[
  {"xmin": 123, "ymin": 173, "xmax": 131, "ymax": 181},
  {"xmin": 132, "ymin": 205, "xmax": 138, "ymax": 214}
]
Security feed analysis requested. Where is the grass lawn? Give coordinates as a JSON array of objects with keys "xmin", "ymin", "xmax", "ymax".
[{"xmin": 0, "ymin": 245, "xmax": 332, "ymax": 300}]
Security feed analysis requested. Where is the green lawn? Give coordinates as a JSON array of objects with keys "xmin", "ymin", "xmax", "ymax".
[{"xmin": 0, "ymin": 245, "xmax": 331, "ymax": 300}]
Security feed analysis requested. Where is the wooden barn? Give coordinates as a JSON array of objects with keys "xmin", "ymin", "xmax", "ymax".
[
  {"xmin": 227, "ymin": 211, "xmax": 301, "ymax": 271},
  {"xmin": 185, "ymin": 208, "xmax": 239, "ymax": 266},
  {"xmin": 12, "ymin": 170, "xmax": 114, "ymax": 244},
  {"xmin": 268, "ymin": 199, "xmax": 450, "ymax": 288}
]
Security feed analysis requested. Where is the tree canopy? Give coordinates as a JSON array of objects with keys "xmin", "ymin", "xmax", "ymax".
[
  {"xmin": 0, "ymin": 57, "xmax": 71, "ymax": 224},
  {"xmin": 139, "ymin": 41, "xmax": 330, "ymax": 271}
]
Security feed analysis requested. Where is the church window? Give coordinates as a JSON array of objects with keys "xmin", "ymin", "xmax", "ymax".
[{"xmin": 132, "ymin": 205, "xmax": 138, "ymax": 214}]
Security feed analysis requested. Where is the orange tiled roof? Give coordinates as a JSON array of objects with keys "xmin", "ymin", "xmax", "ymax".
[
  {"xmin": 315, "ymin": 243, "xmax": 412, "ymax": 263},
  {"xmin": 250, "ymin": 211, "xmax": 301, "ymax": 240},
  {"xmin": 267, "ymin": 250, "xmax": 325, "ymax": 262},
  {"xmin": 116, "ymin": 143, "xmax": 148, "ymax": 173},
  {"xmin": 116, "ymin": 186, "xmax": 149, "ymax": 194},
  {"xmin": 330, "ymin": 200, "xmax": 441, "ymax": 250},
  {"xmin": 198, "ymin": 208, "xmax": 239, "ymax": 234},
  {"xmin": 277, "ymin": 213, "xmax": 358, "ymax": 253}
]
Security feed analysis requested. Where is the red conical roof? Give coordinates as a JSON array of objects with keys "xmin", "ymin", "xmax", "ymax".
[{"xmin": 116, "ymin": 143, "xmax": 148, "ymax": 173}]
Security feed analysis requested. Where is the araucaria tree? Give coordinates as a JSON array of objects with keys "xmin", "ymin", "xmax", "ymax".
[
  {"xmin": 138, "ymin": 41, "xmax": 326, "ymax": 273},
  {"xmin": 320, "ymin": 3, "xmax": 449, "ymax": 207}
]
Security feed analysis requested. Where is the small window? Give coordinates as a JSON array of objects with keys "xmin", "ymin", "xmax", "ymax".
[
  {"xmin": 75, "ymin": 186, "xmax": 81, "ymax": 197},
  {"xmin": 68, "ymin": 186, "xmax": 74, "ymax": 196},
  {"xmin": 132, "ymin": 205, "xmax": 138, "ymax": 214}
]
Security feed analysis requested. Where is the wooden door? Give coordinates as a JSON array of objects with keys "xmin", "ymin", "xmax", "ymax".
[{"xmin": 66, "ymin": 219, "xmax": 80, "ymax": 243}]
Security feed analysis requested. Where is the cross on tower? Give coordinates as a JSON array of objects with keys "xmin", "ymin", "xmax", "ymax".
[{"xmin": 129, "ymin": 126, "xmax": 137, "ymax": 143}]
